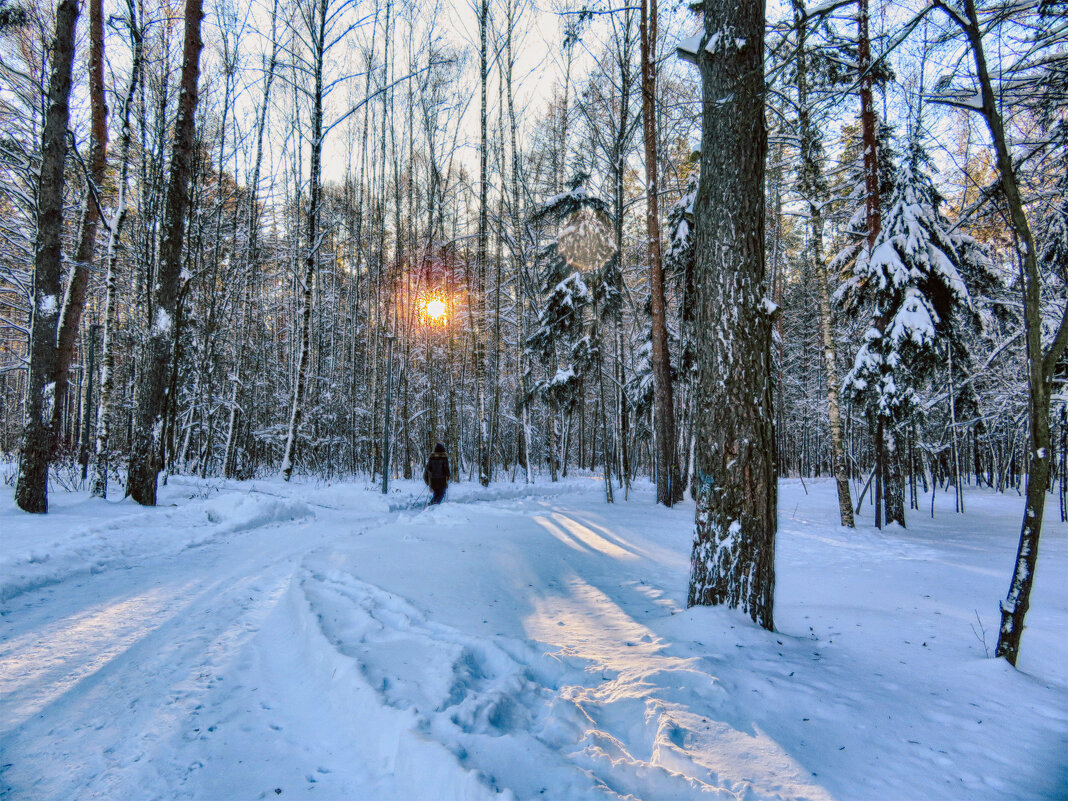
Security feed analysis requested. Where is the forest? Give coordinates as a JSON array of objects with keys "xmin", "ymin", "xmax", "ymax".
[{"xmin": 1, "ymin": 0, "xmax": 1065, "ymax": 656}]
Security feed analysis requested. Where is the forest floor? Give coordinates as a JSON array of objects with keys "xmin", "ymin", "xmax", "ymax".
[{"xmin": 1, "ymin": 470, "xmax": 1066, "ymax": 801}]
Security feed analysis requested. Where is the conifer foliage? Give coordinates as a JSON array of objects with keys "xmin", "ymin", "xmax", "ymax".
[
  {"xmin": 837, "ymin": 139, "xmax": 993, "ymax": 526},
  {"xmin": 526, "ymin": 182, "xmax": 613, "ymax": 476}
]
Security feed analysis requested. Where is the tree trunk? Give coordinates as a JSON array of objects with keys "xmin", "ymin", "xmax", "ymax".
[
  {"xmin": 126, "ymin": 0, "xmax": 204, "ymax": 505},
  {"xmin": 52, "ymin": 0, "xmax": 107, "ymax": 452},
  {"xmin": 15, "ymin": 0, "xmax": 81, "ymax": 513},
  {"xmin": 91, "ymin": 10, "xmax": 141, "ymax": 499},
  {"xmin": 281, "ymin": 0, "xmax": 328, "ymax": 482},
  {"xmin": 476, "ymin": 0, "xmax": 491, "ymax": 487},
  {"xmin": 641, "ymin": 0, "xmax": 677, "ymax": 507},
  {"xmin": 504, "ymin": 2, "xmax": 533, "ymax": 485},
  {"xmin": 78, "ymin": 324, "xmax": 99, "ymax": 480},
  {"xmin": 687, "ymin": 0, "xmax": 776, "ymax": 630},
  {"xmin": 793, "ymin": 0, "xmax": 853, "ymax": 527},
  {"xmin": 883, "ymin": 428, "xmax": 906, "ymax": 526},
  {"xmin": 941, "ymin": 0, "xmax": 1068, "ymax": 665},
  {"xmin": 858, "ymin": 0, "xmax": 881, "ymax": 251}
]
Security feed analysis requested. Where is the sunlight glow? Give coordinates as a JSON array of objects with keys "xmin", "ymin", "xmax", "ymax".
[{"xmin": 423, "ymin": 298, "xmax": 447, "ymax": 323}]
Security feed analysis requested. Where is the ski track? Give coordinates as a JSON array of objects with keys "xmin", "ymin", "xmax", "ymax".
[{"xmin": 1, "ymin": 477, "xmax": 1066, "ymax": 800}]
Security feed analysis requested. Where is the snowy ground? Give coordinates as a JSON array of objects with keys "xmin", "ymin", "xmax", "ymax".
[{"xmin": 1, "ymin": 471, "xmax": 1065, "ymax": 801}]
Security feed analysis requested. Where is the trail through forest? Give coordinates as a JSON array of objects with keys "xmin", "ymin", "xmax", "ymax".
[{"xmin": 1, "ymin": 476, "xmax": 1065, "ymax": 800}]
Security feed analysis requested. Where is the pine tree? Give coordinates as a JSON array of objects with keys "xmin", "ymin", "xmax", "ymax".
[{"xmin": 686, "ymin": 0, "xmax": 776, "ymax": 630}]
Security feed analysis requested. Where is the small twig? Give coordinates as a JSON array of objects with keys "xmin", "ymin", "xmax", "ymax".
[{"xmin": 970, "ymin": 609, "xmax": 989, "ymax": 657}]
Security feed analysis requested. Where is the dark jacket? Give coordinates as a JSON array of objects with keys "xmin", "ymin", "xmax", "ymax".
[{"xmin": 424, "ymin": 450, "xmax": 450, "ymax": 491}]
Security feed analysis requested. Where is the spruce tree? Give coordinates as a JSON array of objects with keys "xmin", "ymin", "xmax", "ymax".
[
  {"xmin": 837, "ymin": 138, "xmax": 993, "ymax": 527},
  {"xmin": 526, "ymin": 180, "xmax": 612, "ymax": 478}
]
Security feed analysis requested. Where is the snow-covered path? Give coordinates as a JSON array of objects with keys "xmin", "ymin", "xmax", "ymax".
[{"xmin": 2, "ymin": 476, "xmax": 1066, "ymax": 800}]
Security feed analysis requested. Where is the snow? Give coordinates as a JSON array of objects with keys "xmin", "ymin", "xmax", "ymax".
[
  {"xmin": 676, "ymin": 35, "xmax": 702, "ymax": 64},
  {"xmin": 41, "ymin": 382, "xmax": 55, "ymax": 420},
  {"xmin": 153, "ymin": 306, "xmax": 172, "ymax": 335},
  {"xmin": 1, "ymin": 474, "xmax": 1065, "ymax": 800},
  {"xmin": 550, "ymin": 366, "xmax": 576, "ymax": 386},
  {"xmin": 36, "ymin": 294, "xmax": 57, "ymax": 316}
]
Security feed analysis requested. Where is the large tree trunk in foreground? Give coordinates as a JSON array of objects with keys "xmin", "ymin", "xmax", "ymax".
[
  {"xmin": 15, "ymin": 0, "xmax": 80, "ymax": 513},
  {"xmin": 127, "ymin": 0, "xmax": 204, "ymax": 505},
  {"xmin": 686, "ymin": 0, "xmax": 776, "ymax": 630},
  {"xmin": 52, "ymin": 0, "xmax": 107, "ymax": 450}
]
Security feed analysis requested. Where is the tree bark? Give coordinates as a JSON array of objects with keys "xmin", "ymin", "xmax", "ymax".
[
  {"xmin": 476, "ymin": 0, "xmax": 491, "ymax": 487},
  {"xmin": 126, "ymin": 0, "xmax": 204, "ymax": 505},
  {"xmin": 15, "ymin": 0, "xmax": 81, "ymax": 513},
  {"xmin": 687, "ymin": 0, "xmax": 776, "ymax": 630},
  {"xmin": 858, "ymin": 0, "xmax": 880, "ymax": 251}
]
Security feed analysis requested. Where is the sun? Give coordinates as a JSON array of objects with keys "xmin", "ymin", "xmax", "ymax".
[{"xmin": 423, "ymin": 297, "xmax": 447, "ymax": 322}]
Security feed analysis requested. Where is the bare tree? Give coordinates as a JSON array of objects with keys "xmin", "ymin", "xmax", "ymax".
[
  {"xmin": 474, "ymin": 0, "xmax": 492, "ymax": 487},
  {"xmin": 91, "ymin": 0, "xmax": 142, "ymax": 499},
  {"xmin": 640, "ymin": 0, "xmax": 678, "ymax": 507},
  {"xmin": 792, "ymin": 0, "xmax": 853, "ymax": 527},
  {"xmin": 929, "ymin": 0, "xmax": 1068, "ymax": 665},
  {"xmin": 51, "ymin": 0, "xmax": 107, "ymax": 451},
  {"xmin": 126, "ymin": 0, "xmax": 205, "ymax": 505}
]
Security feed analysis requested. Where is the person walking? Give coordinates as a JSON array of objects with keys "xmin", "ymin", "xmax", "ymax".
[{"xmin": 423, "ymin": 443, "xmax": 450, "ymax": 505}]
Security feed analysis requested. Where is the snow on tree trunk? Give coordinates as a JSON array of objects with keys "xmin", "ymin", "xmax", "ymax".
[
  {"xmin": 15, "ymin": 0, "xmax": 80, "ymax": 513},
  {"xmin": 127, "ymin": 0, "xmax": 204, "ymax": 505},
  {"xmin": 686, "ymin": 0, "xmax": 776, "ymax": 631}
]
